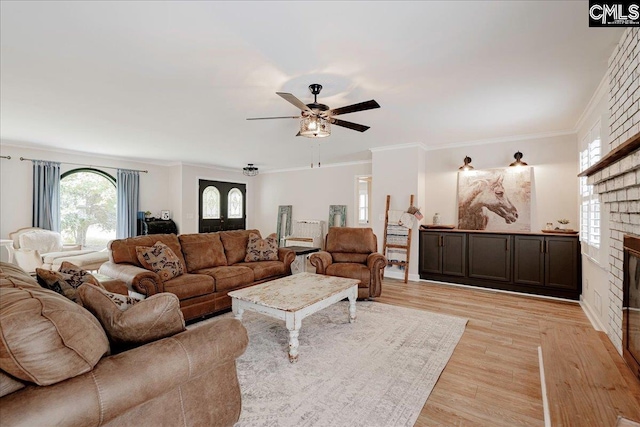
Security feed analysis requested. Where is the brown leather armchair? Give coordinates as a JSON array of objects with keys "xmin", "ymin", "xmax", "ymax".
[{"xmin": 309, "ymin": 227, "xmax": 387, "ymax": 298}]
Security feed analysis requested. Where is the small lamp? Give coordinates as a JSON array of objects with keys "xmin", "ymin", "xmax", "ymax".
[
  {"xmin": 509, "ymin": 151, "xmax": 528, "ymax": 167},
  {"xmin": 243, "ymin": 163, "xmax": 258, "ymax": 176},
  {"xmin": 459, "ymin": 156, "xmax": 474, "ymax": 171}
]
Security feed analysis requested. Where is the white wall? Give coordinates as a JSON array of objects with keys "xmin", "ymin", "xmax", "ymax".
[
  {"xmin": 423, "ymin": 134, "xmax": 579, "ymax": 233},
  {"xmin": 253, "ymin": 162, "xmax": 372, "ymax": 238},
  {"xmin": 371, "ymin": 145, "xmax": 425, "ymax": 280},
  {"xmin": 0, "ymin": 142, "xmax": 174, "ymax": 239}
]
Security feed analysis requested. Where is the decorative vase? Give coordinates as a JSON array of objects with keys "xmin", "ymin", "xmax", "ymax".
[{"xmin": 433, "ymin": 213, "xmax": 441, "ymax": 225}]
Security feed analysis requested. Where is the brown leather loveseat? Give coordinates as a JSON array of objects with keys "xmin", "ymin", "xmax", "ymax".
[
  {"xmin": 310, "ymin": 227, "xmax": 387, "ymax": 299},
  {"xmin": 0, "ymin": 262, "xmax": 248, "ymax": 427},
  {"xmin": 100, "ymin": 229, "xmax": 295, "ymax": 321}
]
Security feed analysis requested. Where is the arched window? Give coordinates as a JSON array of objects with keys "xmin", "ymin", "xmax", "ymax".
[
  {"xmin": 60, "ymin": 168, "xmax": 116, "ymax": 250},
  {"xmin": 202, "ymin": 186, "xmax": 221, "ymax": 219},
  {"xmin": 227, "ymin": 188, "xmax": 243, "ymax": 219}
]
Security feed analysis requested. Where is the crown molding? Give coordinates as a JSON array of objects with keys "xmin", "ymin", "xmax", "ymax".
[
  {"xmin": 424, "ymin": 129, "xmax": 576, "ymax": 152},
  {"xmin": 0, "ymin": 140, "xmax": 175, "ymax": 167},
  {"xmin": 263, "ymin": 159, "xmax": 371, "ymax": 174},
  {"xmin": 369, "ymin": 142, "xmax": 427, "ymax": 153}
]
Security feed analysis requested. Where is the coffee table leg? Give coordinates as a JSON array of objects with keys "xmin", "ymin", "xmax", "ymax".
[
  {"xmin": 285, "ymin": 314, "xmax": 301, "ymax": 363},
  {"xmin": 232, "ymin": 299, "xmax": 244, "ymax": 321},
  {"xmin": 348, "ymin": 286, "xmax": 357, "ymax": 323}
]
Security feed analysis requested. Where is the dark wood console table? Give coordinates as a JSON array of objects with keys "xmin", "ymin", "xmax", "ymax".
[{"xmin": 419, "ymin": 229, "xmax": 582, "ymax": 300}]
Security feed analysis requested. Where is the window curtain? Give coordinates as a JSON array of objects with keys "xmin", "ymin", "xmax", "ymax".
[
  {"xmin": 32, "ymin": 160, "xmax": 61, "ymax": 231},
  {"xmin": 116, "ymin": 169, "xmax": 140, "ymax": 238}
]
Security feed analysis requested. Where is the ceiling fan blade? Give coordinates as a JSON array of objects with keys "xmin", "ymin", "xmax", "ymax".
[
  {"xmin": 246, "ymin": 116, "xmax": 301, "ymax": 120},
  {"xmin": 328, "ymin": 100, "xmax": 380, "ymax": 116},
  {"xmin": 276, "ymin": 92, "xmax": 312, "ymax": 112},
  {"xmin": 331, "ymin": 118, "xmax": 370, "ymax": 132}
]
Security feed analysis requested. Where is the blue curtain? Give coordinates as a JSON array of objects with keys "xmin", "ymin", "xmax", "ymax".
[
  {"xmin": 32, "ymin": 160, "xmax": 61, "ymax": 231},
  {"xmin": 116, "ymin": 169, "xmax": 140, "ymax": 238}
]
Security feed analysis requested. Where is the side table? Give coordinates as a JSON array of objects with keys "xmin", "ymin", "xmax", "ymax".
[
  {"xmin": 0, "ymin": 239, "xmax": 15, "ymax": 264},
  {"xmin": 286, "ymin": 246, "xmax": 321, "ymax": 274}
]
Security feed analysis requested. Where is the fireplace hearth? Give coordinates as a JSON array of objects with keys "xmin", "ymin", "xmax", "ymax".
[{"xmin": 623, "ymin": 234, "xmax": 640, "ymax": 381}]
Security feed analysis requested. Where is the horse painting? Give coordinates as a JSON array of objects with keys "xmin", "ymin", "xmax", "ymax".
[{"xmin": 458, "ymin": 173, "xmax": 520, "ymax": 230}]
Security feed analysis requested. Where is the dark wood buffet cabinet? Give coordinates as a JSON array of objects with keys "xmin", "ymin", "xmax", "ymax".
[{"xmin": 419, "ymin": 229, "xmax": 581, "ymax": 300}]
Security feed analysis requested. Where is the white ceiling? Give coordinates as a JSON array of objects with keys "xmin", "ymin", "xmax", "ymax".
[{"xmin": 0, "ymin": 1, "xmax": 623, "ymax": 171}]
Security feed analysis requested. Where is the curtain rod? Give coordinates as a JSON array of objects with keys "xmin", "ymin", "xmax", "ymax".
[
  {"xmin": 1, "ymin": 155, "xmax": 11, "ymax": 159},
  {"xmin": 19, "ymin": 157, "xmax": 148, "ymax": 173}
]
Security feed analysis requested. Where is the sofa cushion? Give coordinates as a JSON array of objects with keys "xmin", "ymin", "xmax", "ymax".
[
  {"xmin": 220, "ymin": 229, "xmax": 260, "ymax": 265},
  {"xmin": 162, "ymin": 273, "xmax": 215, "ymax": 300},
  {"xmin": 35, "ymin": 264, "xmax": 103, "ymax": 303},
  {"xmin": 325, "ymin": 227, "xmax": 377, "ymax": 253},
  {"xmin": 78, "ymin": 284, "xmax": 185, "ymax": 346},
  {"xmin": 0, "ymin": 262, "xmax": 40, "ymax": 284},
  {"xmin": 245, "ymin": 233, "xmax": 278, "ymax": 262},
  {"xmin": 109, "ymin": 234, "xmax": 187, "ymax": 269},
  {"xmin": 325, "ymin": 263, "xmax": 370, "ymax": 287},
  {"xmin": 194, "ymin": 266, "xmax": 254, "ymax": 292},
  {"xmin": 179, "ymin": 233, "xmax": 227, "ymax": 272},
  {"xmin": 136, "ymin": 241, "xmax": 184, "ymax": 282},
  {"xmin": 234, "ymin": 261, "xmax": 285, "ymax": 281},
  {"xmin": 0, "ymin": 371, "xmax": 25, "ymax": 398},
  {"xmin": 0, "ymin": 286, "xmax": 109, "ymax": 386}
]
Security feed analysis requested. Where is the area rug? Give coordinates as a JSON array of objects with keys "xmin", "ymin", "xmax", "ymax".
[{"xmin": 214, "ymin": 301, "xmax": 467, "ymax": 427}]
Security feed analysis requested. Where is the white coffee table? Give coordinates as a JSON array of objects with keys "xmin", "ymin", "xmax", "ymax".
[{"xmin": 228, "ymin": 272, "xmax": 360, "ymax": 363}]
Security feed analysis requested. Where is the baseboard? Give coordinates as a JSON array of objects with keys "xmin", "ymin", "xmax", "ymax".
[
  {"xmin": 579, "ymin": 297, "xmax": 607, "ymax": 332},
  {"xmin": 384, "ymin": 270, "xmax": 420, "ymax": 282},
  {"xmin": 418, "ymin": 278, "xmax": 580, "ymax": 303}
]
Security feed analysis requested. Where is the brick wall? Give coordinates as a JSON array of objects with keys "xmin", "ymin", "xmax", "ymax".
[{"xmin": 588, "ymin": 28, "xmax": 639, "ymax": 354}]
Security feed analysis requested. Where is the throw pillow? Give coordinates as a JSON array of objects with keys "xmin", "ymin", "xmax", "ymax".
[
  {"xmin": 36, "ymin": 263, "xmax": 103, "ymax": 303},
  {"xmin": 245, "ymin": 232, "xmax": 279, "ymax": 262},
  {"xmin": 0, "ymin": 286, "xmax": 109, "ymax": 386},
  {"xmin": 78, "ymin": 283, "xmax": 185, "ymax": 346},
  {"xmin": 136, "ymin": 241, "xmax": 184, "ymax": 281}
]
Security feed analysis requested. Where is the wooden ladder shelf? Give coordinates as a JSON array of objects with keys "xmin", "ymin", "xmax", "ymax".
[{"xmin": 382, "ymin": 194, "xmax": 414, "ymax": 284}]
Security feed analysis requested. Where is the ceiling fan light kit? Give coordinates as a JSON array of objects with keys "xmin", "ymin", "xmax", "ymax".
[
  {"xmin": 247, "ymin": 83, "xmax": 380, "ymax": 138},
  {"xmin": 243, "ymin": 163, "xmax": 259, "ymax": 176}
]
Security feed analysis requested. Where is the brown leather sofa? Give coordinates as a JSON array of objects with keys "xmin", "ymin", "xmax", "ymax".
[
  {"xmin": 99, "ymin": 230, "xmax": 295, "ymax": 321},
  {"xmin": 310, "ymin": 227, "xmax": 387, "ymax": 299},
  {"xmin": 0, "ymin": 262, "xmax": 248, "ymax": 427}
]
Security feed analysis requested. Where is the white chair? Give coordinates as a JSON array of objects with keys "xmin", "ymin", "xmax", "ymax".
[{"xmin": 8, "ymin": 227, "xmax": 109, "ymax": 273}]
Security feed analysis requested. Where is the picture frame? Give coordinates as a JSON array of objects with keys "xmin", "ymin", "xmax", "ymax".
[{"xmin": 161, "ymin": 210, "xmax": 171, "ymax": 220}]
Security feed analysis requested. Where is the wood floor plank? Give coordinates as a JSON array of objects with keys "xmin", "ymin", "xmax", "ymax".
[
  {"xmin": 539, "ymin": 321, "xmax": 640, "ymax": 426},
  {"xmin": 376, "ymin": 277, "xmax": 640, "ymax": 426}
]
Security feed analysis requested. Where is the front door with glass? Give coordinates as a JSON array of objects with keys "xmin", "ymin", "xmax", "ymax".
[{"xmin": 199, "ymin": 180, "xmax": 246, "ymax": 232}]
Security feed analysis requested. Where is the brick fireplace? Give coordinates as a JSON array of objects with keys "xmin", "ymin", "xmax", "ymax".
[{"xmin": 585, "ymin": 28, "xmax": 639, "ymax": 354}]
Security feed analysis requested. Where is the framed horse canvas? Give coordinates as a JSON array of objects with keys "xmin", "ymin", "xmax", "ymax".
[{"xmin": 457, "ymin": 168, "xmax": 532, "ymax": 232}]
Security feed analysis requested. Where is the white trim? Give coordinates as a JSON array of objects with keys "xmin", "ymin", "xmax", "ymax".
[
  {"xmin": 263, "ymin": 159, "xmax": 371, "ymax": 174},
  {"xmin": 418, "ymin": 278, "xmax": 581, "ymax": 303},
  {"xmin": 369, "ymin": 142, "xmax": 427, "ymax": 153},
  {"xmin": 385, "ymin": 270, "xmax": 421, "ymax": 282},
  {"xmin": 538, "ymin": 346, "xmax": 552, "ymax": 427},
  {"xmin": 579, "ymin": 296, "xmax": 607, "ymax": 332},
  {"xmin": 424, "ymin": 129, "xmax": 576, "ymax": 152},
  {"xmin": 574, "ymin": 73, "xmax": 609, "ymax": 132}
]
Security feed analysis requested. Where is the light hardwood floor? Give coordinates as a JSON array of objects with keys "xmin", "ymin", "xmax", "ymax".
[{"xmin": 376, "ymin": 277, "xmax": 636, "ymax": 427}]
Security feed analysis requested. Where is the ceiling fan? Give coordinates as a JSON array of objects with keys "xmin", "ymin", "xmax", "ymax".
[{"xmin": 247, "ymin": 84, "xmax": 380, "ymax": 138}]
